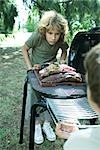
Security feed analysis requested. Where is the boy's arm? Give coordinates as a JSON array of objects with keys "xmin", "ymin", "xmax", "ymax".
[
  {"xmin": 60, "ymin": 50, "xmax": 67, "ymax": 64},
  {"xmin": 60, "ymin": 42, "xmax": 69, "ymax": 64},
  {"xmin": 22, "ymin": 44, "xmax": 32, "ymax": 70},
  {"xmin": 60, "ymin": 47, "xmax": 70, "ymax": 64}
]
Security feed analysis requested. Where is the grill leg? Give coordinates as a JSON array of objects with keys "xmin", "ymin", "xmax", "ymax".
[
  {"xmin": 90, "ymin": 118, "xmax": 96, "ymax": 125},
  {"xmin": 29, "ymin": 105, "xmax": 36, "ymax": 150},
  {"xmin": 29, "ymin": 102, "xmax": 47, "ymax": 150},
  {"xmin": 19, "ymin": 79, "xmax": 28, "ymax": 144}
]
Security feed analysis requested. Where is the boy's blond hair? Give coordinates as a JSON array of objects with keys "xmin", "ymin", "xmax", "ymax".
[{"xmin": 38, "ymin": 10, "xmax": 68, "ymax": 42}]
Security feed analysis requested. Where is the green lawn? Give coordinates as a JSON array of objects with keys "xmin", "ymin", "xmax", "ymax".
[{"xmin": 0, "ymin": 47, "xmax": 64, "ymax": 150}]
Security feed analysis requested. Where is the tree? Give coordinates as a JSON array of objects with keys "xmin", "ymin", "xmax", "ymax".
[
  {"xmin": 0, "ymin": 0, "xmax": 18, "ymax": 33},
  {"xmin": 23, "ymin": 0, "xmax": 100, "ymax": 42}
]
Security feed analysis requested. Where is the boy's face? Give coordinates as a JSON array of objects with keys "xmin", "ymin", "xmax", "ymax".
[{"xmin": 45, "ymin": 27, "xmax": 61, "ymax": 45}]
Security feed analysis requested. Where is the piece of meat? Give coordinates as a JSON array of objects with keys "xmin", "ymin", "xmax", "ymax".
[
  {"xmin": 64, "ymin": 72, "xmax": 82, "ymax": 82},
  {"xmin": 41, "ymin": 72, "xmax": 82, "ymax": 84},
  {"xmin": 39, "ymin": 63, "xmax": 76, "ymax": 77},
  {"xmin": 39, "ymin": 63, "xmax": 82, "ymax": 84},
  {"xmin": 41, "ymin": 73, "xmax": 65, "ymax": 83},
  {"xmin": 59, "ymin": 64, "xmax": 76, "ymax": 73},
  {"xmin": 39, "ymin": 63, "xmax": 60, "ymax": 77}
]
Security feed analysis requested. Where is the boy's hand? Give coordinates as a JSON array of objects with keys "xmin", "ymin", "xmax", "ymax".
[
  {"xmin": 55, "ymin": 122, "xmax": 79, "ymax": 139},
  {"xmin": 55, "ymin": 123, "xmax": 70, "ymax": 139}
]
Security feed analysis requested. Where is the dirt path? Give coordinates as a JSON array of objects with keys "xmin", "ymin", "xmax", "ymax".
[{"xmin": 0, "ymin": 31, "xmax": 31, "ymax": 48}]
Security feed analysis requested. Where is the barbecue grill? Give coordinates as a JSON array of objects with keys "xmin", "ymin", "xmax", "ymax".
[
  {"xmin": 19, "ymin": 28, "xmax": 100, "ymax": 150},
  {"xmin": 19, "ymin": 70, "xmax": 99, "ymax": 150}
]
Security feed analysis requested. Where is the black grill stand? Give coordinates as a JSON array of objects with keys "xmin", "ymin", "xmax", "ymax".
[{"xmin": 19, "ymin": 78, "xmax": 47, "ymax": 150}]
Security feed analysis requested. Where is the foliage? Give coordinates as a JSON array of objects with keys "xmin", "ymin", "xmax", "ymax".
[
  {"xmin": 24, "ymin": 0, "xmax": 62, "ymax": 32},
  {"xmin": 24, "ymin": 0, "xmax": 100, "ymax": 43},
  {"xmin": 1, "ymin": 0, "xmax": 99, "ymax": 40},
  {"xmin": 25, "ymin": 9, "xmax": 39, "ymax": 32},
  {"xmin": 0, "ymin": 0, "xmax": 18, "ymax": 34}
]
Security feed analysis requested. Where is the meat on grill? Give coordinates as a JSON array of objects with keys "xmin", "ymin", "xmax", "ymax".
[
  {"xmin": 39, "ymin": 63, "xmax": 76, "ymax": 78},
  {"xmin": 41, "ymin": 72, "xmax": 82, "ymax": 83}
]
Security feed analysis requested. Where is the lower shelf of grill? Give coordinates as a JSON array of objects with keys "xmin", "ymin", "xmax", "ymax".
[{"xmin": 46, "ymin": 97, "xmax": 100, "ymax": 128}]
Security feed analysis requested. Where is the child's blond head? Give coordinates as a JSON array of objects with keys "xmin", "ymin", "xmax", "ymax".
[{"xmin": 38, "ymin": 10, "xmax": 68, "ymax": 41}]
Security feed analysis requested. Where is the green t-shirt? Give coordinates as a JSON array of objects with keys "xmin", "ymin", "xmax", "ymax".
[{"xmin": 25, "ymin": 31, "xmax": 69, "ymax": 65}]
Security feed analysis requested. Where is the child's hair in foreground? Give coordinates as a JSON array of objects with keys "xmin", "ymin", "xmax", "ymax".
[
  {"xmin": 38, "ymin": 10, "xmax": 68, "ymax": 42},
  {"xmin": 84, "ymin": 43, "xmax": 100, "ymax": 107}
]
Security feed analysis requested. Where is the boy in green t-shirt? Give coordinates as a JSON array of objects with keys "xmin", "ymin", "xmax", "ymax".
[{"xmin": 22, "ymin": 10, "xmax": 69, "ymax": 144}]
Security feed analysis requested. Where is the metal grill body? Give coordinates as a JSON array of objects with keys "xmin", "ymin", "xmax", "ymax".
[{"xmin": 46, "ymin": 97, "xmax": 99, "ymax": 128}]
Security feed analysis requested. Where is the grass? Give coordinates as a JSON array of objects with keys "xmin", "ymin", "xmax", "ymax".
[{"xmin": 0, "ymin": 46, "xmax": 64, "ymax": 150}]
